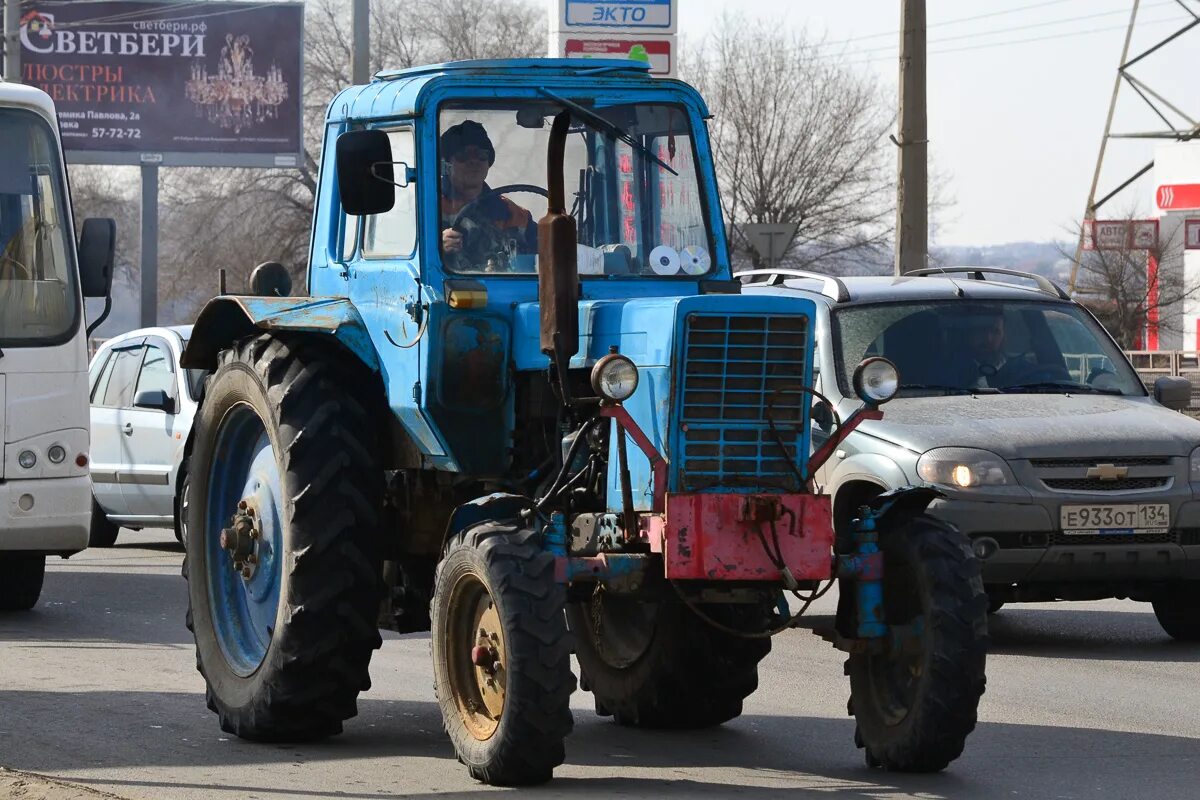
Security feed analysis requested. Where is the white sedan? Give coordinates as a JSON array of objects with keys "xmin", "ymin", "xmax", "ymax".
[{"xmin": 87, "ymin": 325, "xmax": 205, "ymax": 547}]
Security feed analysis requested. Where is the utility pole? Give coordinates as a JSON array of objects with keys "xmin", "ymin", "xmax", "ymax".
[
  {"xmin": 3, "ymin": 0, "xmax": 20, "ymax": 82},
  {"xmin": 140, "ymin": 164, "xmax": 158, "ymax": 327},
  {"xmin": 351, "ymin": 0, "xmax": 369, "ymax": 85},
  {"xmin": 895, "ymin": 0, "xmax": 927, "ymax": 275}
]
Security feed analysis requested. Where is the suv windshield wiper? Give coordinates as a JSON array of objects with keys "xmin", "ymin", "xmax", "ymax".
[
  {"xmin": 1000, "ymin": 381, "xmax": 1123, "ymax": 395},
  {"xmin": 538, "ymin": 89, "xmax": 679, "ymax": 177},
  {"xmin": 899, "ymin": 383, "xmax": 976, "ymax": 396}
]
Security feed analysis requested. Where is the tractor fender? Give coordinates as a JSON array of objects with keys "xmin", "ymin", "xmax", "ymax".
[
  {"xmin": 443, "ymin": 493, "xmax": 535, "ymax": 549},
  {"xmin": 180, "ymin": 295, "xmax": 381, "ymax": 373},
  {"xmin": 863, "ymin": 486, "xmax": 944, "ymax": 531}
]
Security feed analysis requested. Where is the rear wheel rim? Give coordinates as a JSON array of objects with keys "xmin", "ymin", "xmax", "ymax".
[
  {"xmin": 580, "ymin": 593, "xmax": 657, "ymax": 669},
  {"xmin": 204, "ymin": 403, "xmax": 284, "ymax": 676},
  {"xmin": 446, "ymin": 571, "xmax": 507, "ymax": 741}
]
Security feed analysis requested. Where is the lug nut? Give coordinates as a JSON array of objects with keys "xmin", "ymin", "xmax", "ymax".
[
  {"xmin": 249, "ymin": 528, "xmax": 260, "ymax": 540},
  {"xmin": 242, "ymin": 566, "xmax": 253, "ymax": 579},
  {"xmin": 247, "ymin": 554, "xmax": 258, "ymax": 564},
  {"xmin": 238, "ymin": 500, "xmax": 248, "ymax": 510},
  {"xmin": 233, "ymin": 561, "xmax": 244, "ymax": 571},
  {"xmin": 246, "ymin": 507, "xmax": 255, "ymax": 517}
]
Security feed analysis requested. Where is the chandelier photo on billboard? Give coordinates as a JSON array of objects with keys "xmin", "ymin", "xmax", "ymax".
[{"xmin": 185, "ymin": 33, "xmax": 288, "ymax": 134}]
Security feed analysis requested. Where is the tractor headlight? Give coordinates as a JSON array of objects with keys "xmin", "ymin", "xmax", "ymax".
[
  {"xmin": 852, "ymin": 357, "xmax": 899, "ymax": 405},
  {"xmin": 591, "ymin": 354, "xmax": 639, "ymax": 402},
  {"xmin": 917, "ymin": 447, "xmax": 1014, "ymax": 489}
]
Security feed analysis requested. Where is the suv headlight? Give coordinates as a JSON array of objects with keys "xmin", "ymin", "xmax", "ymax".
[
  {"xmin": 1190, "ymin": 446, "xmax": 1200, "ymax": 482},
  {"xmin": 917, "ymin": 447, "xmax": 1014, "ymax": 488}
]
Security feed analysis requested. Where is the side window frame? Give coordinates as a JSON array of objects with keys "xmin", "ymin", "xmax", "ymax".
[
  {"xmin": 362, "ymin": 125, "xmax": 418, "ymax": 260},
  {"xmin": 89, "ymin": 349, "xmax": 114, "ymax": 403},
  {"xmin": 132, "ymin": 337, "xmax": 178, "ymax": 405}
]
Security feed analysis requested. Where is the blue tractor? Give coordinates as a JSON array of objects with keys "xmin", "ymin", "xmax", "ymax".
[{"xmin": 181, "ymin": 59, "xmax": 988, "ymax": 786}]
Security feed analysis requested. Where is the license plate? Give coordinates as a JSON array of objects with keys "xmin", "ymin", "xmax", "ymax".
[{"xmin": 1059, "ymin": 503, "xmax": 1170, "ymax": 534}]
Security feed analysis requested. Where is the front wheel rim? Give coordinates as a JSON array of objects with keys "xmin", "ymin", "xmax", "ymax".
[
  {"xmin": 204, "ymin": 402, "xmax": 285, "ymax": 676},
  {"xmin": 446, "ymin": 572, "xmax": 507, "ymax": 741}
]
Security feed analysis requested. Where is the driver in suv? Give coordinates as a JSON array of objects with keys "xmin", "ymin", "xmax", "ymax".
[{"xmin": 439, "ymin": 120, "xmax": 537, "ymax": 271}]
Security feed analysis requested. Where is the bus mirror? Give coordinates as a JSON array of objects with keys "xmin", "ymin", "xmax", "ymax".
[
  {"xmin": 336, "ymin": 129, "xmax": 395, "ymax": 216},
  {"xmin": 79, "ymin": 218, "xmax": 115, "ymax": 298}
]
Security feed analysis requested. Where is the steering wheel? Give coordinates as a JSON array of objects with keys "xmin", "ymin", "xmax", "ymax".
[
  {"xmin": 448, "ymin": 184, "xmax": 548, "ymax": 270},
  {"xmin": 0, "ymin": 253, "xmax": 31, "ymax": 281}
]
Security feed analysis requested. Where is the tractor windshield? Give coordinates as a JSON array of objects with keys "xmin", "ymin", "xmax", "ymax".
[{"xmin": 436, "ymin": 101, "xmax": 714, "ymax": 277}]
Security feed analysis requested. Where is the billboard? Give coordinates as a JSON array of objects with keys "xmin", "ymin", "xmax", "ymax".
[
  {"xmin": 1082, "ymin": 219, "xmax": 1159, "ymax": 251},
  {"xmin": 18, "ymin": 1, "xmax": 304, "ymax": 168}
]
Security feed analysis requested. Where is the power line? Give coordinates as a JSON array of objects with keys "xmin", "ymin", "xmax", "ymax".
[
  {"xmin": 817, "ymin": 0, "xmax": 1096, "ymax": 47},
  {"xmin": 830, "ymin": 1, "xmax": 1177, "ymax": 60}
]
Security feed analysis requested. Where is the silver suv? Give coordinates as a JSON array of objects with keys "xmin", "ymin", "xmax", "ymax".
[{"xmin": 743, "ymin": 267, "xmax": 1200, "ymax": 641}]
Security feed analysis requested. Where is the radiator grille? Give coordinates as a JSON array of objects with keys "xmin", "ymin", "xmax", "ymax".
[
  {"xmin": 1030, "ymin": 456, "xmax": 1172, "ymax": 468},
  {"xmin": 679, "ymin": 313, "xmax": 809, "ymax": 491},
  {"xmin": 1042, "ymin": 477, "xmax": 1170, "ymax": 492}
]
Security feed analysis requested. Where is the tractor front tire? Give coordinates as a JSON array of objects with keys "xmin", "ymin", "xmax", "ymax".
[
  {"xmin": 184, "ymin": 334, "xmax": 384, "ymax": 741},
  {"xmin": 848, "ymin": 515, "xmax": 988, "ymax": 772},
  {"xmin": 432, "ymin": 522, "xmax": 574, "ymax": 786},
  {"xmin": 568, "ymin": 591, "xmax": 771, "ymax": 728}
]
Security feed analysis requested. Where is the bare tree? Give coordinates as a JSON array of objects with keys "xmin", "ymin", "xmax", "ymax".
[
  {"xmin": 1069, "ymin": 213, "xmax": 1195, "ymax": 349},
  {"xmin": 684, "ymin": 14, "xmax": 895, "ymax": 272}
]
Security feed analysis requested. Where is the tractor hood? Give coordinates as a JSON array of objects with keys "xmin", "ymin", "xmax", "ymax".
[{"xmin": 510, "ymin": 292, "xmax": 819, "ymax": 371}]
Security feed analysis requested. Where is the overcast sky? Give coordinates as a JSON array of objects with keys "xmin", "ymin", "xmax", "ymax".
[{"xmin": 676, "ymin": 0, "xmax": 1194, "ymax": 246}]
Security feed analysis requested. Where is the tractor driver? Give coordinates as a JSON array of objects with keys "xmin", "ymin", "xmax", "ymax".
[{"xmin": 440, "ymin": 120, "xmax": 538, "ymax": 272}]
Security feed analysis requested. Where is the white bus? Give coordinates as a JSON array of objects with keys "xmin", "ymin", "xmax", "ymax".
[{"xmin": 0, "ymin": 81, "xmax": 114, "ymax": 610}]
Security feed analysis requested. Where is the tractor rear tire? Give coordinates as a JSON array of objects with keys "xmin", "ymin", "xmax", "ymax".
[
  {"xmin": 848, "ymin": 515, "xmax": 988, "ymax": 772},
  {"xmin": 568, "ymin": 591, "xmax": 771, "ymax": 728},
  {"xmin": 0, "ymin": 553, "xmax": 46, "ymax": 611},
  {"xmin": 184, "ymin": 334, "xmax": 384, "ymax": 741},
  {"xmin": 1152, "ymin": 582, "xmax": 1200, "ymax": 641},
  {"xmin": 432, "ymin": 521, "xmax": 575, "ymax": 786}
]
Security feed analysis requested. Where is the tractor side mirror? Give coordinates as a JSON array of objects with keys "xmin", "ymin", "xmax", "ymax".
[
  {"xmin": 78, "ymin": 218, "xmax": 115, "ymax": 298},
  {"xmin": 1154, "ymin": 376, "xmax": 1192, "ymax": 411},
  {"xmin": 336, "ymin": 129, "xmax": 395, "ymax": 216}
]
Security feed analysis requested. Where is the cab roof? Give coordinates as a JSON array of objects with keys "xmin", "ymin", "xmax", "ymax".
[
  {"xmin": 325, "ymin": 58, "xmax": 702, "ymax": 123},
  {"xmin": 0, "ymin": 81, "xmax": 58, "ymax": 125}
]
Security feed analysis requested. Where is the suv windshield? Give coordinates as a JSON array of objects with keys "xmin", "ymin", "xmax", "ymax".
[
  {"xmin": 432, "ymin": 101, "xmax": 712, "ymax": 277},
  {"xmin": 0, "ymin": 108, "xmax": 78, "ymax": 345},
  {"xmin": 832, "ymin": 300, "xmax": 1146, "ymax": 397}
]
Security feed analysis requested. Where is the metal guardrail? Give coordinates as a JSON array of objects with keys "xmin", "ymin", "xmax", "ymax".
[{"xmin": 1126, "ymin": 350, "xmax": 1200, "ymax": 416}]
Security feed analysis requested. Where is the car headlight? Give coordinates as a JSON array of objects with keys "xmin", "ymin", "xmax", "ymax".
[
  {"xmin": 591, "ymin": 353, "xmax": 639, "ymax": 402},
  {"xmin": 1190, "ymin": 446, "xmax": 1200, "ymax": 482},
  {"xmin": 852, "ymin": 357, "xmax": 899, "ymax": 405},
  {"xmin": 917, "ymin": 447, "xmax": 1014, "ymax": 488}
]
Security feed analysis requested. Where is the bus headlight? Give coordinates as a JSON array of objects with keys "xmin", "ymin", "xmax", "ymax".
[
  {"xmin": 18, "ymin": 450, "xmax": 37, "ymax": 469},
  {"xmin": 47, "ymin": 445, "xmax": 67, "ymax": 464},
  {"xmin": 591, "ymin": 353, "xmax": 639, "ymax": 402}
]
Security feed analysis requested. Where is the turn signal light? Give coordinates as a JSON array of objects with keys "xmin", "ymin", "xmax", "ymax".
[{"xmin": 448, "ymin": 288, "xmax": 488, "ymax": 309}]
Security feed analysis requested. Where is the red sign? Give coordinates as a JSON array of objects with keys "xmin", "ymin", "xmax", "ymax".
[
  {"xmin": 1082, "ymin": 219, "xmax": 1158, "ymax": 251},
  {"xmin": 564, "ymin": 38, "xmax": 671, "ymax": 75},
  {"xmin": 1156, "ymin": 183, "xmax": 1200, "ymax": 211}
]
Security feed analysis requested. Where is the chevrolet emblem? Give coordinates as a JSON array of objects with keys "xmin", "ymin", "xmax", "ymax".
[{"xmin": 1086, "ymin": 463, "xmax": 1129, "ymax": 481}]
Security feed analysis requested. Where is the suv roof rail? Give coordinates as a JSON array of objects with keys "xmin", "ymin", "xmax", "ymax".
[
  {"xmin": 907, "ymin": 267, "xmax": 1070, "ymax": 300},
  {"xmin": 734, "ymin": 268, "xmax": 851, "ymax": 302}
]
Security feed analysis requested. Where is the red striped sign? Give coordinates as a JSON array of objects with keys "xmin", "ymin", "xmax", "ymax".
[{"xmin": 1156, "ymin": 183, "xmax": 1200, "ymax": 210}]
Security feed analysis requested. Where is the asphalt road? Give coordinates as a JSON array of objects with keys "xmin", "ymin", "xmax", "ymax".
[{"xmin": 1, "ymin": 528, "xmax": 1198, "ymax": 799}]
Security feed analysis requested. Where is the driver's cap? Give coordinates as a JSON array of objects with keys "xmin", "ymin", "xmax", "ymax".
[{"xmin": 441, "ymin": 120, "xmax": 495, "ymax": 165}]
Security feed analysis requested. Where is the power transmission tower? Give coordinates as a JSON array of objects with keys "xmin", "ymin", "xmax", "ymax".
[
  {"xmin": 895, "ymin": 0, "xmax": 928, "ymax": 275},
  {"xmin": 1069, "ymin": 0, "xmax": 1200, "ymax": 293}
]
